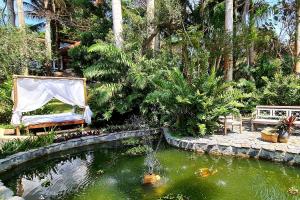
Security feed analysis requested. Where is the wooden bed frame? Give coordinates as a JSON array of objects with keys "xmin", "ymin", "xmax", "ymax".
[{"xmin": 13, "ymin": 75, "xmax": 88, "ymax": 135}]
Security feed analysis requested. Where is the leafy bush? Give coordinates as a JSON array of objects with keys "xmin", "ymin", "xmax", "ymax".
[
  {"xmin": 0, "ymin": 27, "xmax": 46, "ymax": 79},
  {"xmin": 251, "ymin": 57, "xmax": 283, "ymax": 88},
  {"xmin": 260, "ymin": 73, "xmax": 300, "ymax": 106},
  {"xmin": 145, "ymin": 68, "xmax": 244, "ymax": 136},
  {"xmin": 234, "ymin": 79, "xmax": 259, "ymax": 114},
  {"xmin": 0, "ymin": 132, "xmax": 56, "ymax": 157},
  {"xmin": 0, "ymin": 79, "xmax": 13, "ymax": 124}
]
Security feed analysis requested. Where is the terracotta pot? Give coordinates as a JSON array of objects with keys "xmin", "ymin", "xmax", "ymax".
[
  {"xmin": 143, "ymin": 173, "xmax": 160, "ymax": 185},
  {"xmin": 261, "ymin": 132, "xmax": 278, "ymax": 143}
]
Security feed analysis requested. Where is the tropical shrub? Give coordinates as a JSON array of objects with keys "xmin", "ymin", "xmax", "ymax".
[
  {"xmin": 235, "ymin": 79, "xmax": 259, "ymax": 114},
  {"xmin": 251, "ymin": 57, "xmax": 283, "ymax": 88},
  {"xmin": 259, "ymin": 73, "xmax": 300, "ymax": 106},
  {"xmin": 145, "ymin": 68, "xmax": 244, "ymax": 136},
  {"xmin": 84, "ymin": 42, "xmax": 143, "ymax": 122},
  {"xmin": 0, "ymin": 79, "xmax": 13, "ymax": 124},
  {"xmin": 83, "ymin": 41, "xmax": 176, "ymax": 125},
  {"xmin": 0, "ymin": 27, "xmax": 46, "ymax": 80}
]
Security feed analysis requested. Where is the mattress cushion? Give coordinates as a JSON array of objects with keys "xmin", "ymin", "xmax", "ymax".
[{"xmin": 21, "ymin": 112, "xmax": 84, "ymax": 126}]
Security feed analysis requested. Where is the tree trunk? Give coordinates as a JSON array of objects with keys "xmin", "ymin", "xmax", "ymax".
[
  {"xmin": 248, "ymin": 0, "xmax": 256, "ymax": 66},
  {"xmin": 295, "ymin": 0, "xmax": 300, "ymax": 74},
  {"xmin": 154, "ymin": 33, "xmax": 160, "ymax": 52},
  {"xmin": 146, "ymin": 0, "xmax": 155, "ymax": 51},
  {"xmin": 16, "ymin": 0, "xmax": 25, "ymax": 28},
  {"xmin": 224, "ymin": 0, "xmax": 233, "ymax": 81},
  {"xmin": 7, "ymin": 0, "xmax": 16, "ymax": 26},
  {"xmin": 45, "ymin": 0, "xmax": 52, "ymax": 60},
  {"xmin": 16, "ymin": 0, "xmax": 27, "ymax": 75},
  {"xmin": 112, "ymin": 0, "xmax": 123, "ymax": 48},
  {"xmin": 249, "ymin": 42, "xmax": 255, "ymax": 65},
  {"xmin": 243, "ymin": 0, "xmax": 250, "ymax": 67}
]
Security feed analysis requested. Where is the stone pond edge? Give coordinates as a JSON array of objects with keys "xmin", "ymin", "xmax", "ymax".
[
  {"xmin": 0, "ymin": 128, "xmax": 159, "ymax": 200},
  {"xmin": 162, "ymin": 128, "xmax": 300, "ymax": 166},
  {"xmin": 0, "ymin": 128, "xmax": 160, "ymax": 174}
]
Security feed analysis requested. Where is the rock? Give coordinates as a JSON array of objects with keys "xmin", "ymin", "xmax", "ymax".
[{"xmin": 0, "ymin": 186, "xmax": 14, "ymax": 199}]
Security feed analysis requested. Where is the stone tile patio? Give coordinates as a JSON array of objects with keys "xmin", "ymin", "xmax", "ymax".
[
  {"xmin": 163, "ymin": 127, "xmax": 300, "ymax": 165},
  {"xmin": 180, "ymin": 131, "xmax": 300, "ymax": 154}
]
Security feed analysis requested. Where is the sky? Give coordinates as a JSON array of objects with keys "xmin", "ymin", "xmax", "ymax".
[
  {"xmin": 0, "ymin": 0, "xmax": 42, "ymax": 25},
  {"xmin": 0, "ymin": 0, "xmax": 284, "ymax": 34}
]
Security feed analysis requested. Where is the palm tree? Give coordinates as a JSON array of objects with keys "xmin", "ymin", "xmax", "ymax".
[
  {"xmin": 7, "ymin": 0, "xmax": 16, "ymax": 26},
  {"xmin": 44, "ymin": 0, "xmax": 52, "ymax": 59},
  {"xmin": 296, "ymin": 0, "xmax": 300, "ymax": 74},
  {"xmin": 112, "ymin": 0, "xmax": 123, "ymax": 48},
  {"xmin": 224, "ymin": 0, "xmax": 233, "ymax": 81},
  {"xmin": 24, "ymin": 0, "xmax": 67, "ymax": 59},
  {"xmin": 16, "ymin": 0, "xmax": 25, "ymax": 28}
]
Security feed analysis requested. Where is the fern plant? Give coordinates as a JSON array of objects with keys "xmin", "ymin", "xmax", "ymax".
[
  {"xmin": 84, "ymin": 41, "xmax": 173, "ymax": 123},
  {"xmin": 145, "ymin": 68, "xmax": 245, "ymax": 136}
]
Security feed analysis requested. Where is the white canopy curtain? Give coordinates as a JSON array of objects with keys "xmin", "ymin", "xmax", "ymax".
[{"xmin": 11, "ymin": 75, "xmax": 93, "ymax": 126}]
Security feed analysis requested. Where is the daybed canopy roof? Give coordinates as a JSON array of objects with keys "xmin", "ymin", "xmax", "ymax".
[{"xmin": 11, "ymin": 75, "xmax": 93, "ymax": 126}]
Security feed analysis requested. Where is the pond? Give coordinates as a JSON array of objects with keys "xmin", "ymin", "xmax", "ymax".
[{"xmin": 1, "ymin": 141, "xmax": 300, "ymax": 200}]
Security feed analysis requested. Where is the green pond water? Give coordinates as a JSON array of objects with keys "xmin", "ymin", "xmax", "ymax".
[{"xmin": 1, "ymin": 142, "xmax": 300, "ymax": 200}]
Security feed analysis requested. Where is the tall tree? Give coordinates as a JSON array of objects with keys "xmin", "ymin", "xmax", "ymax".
[
  {"xmin": 7, "ymin": 0, "xmax": 16, "ymax": 26},
  {"xmin": 146, "ymin": 0, "xmax": 155, "ymax": 50},
  {"xmin": 25, "ymin": 0, "xmax": 68, "ymax": 61},
  {"xmin": 296, "ymin": 0, "xmax": 300, "ymax": 74},
  {"xmin": 44, "ymin": 0, "xmax": 52, "ymax": 59},
  {"xmin": 16, "ymin": 0, "xmax": 25, "ymax": 28},
  {"xmin": 16, "ymin": 0, "xmax": 27, "ymax": 74},
  {"xmin": 112, "ymin": 0, "xmax": 123, "ymax": 48},
  {"xmin": 224, "ymin": 0, "xmax": 233, "ymax": 81}
]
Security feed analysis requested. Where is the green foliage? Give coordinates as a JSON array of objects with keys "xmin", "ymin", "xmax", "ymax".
[
  {"xmin": 235, "ymin": 79, "xmax": 259, "ymax": 114},
  {"xmin": 0, "ymin": 27, "xmax": 46, "ymax": 79},
  {"xmin": 0, "ymin": 79, "xmax": 13, "ymax": 124},
  {"xmin": 260, "ymin": 73, "xmax": 300, "ymax": 106},
  {"xmin": 122, "ymin": 145, "xmax": 152, "ymax": 156},
  {"xmin": 252, "ymin": 57, "xmax": 283, "ymax": 88},
  {"xmin": 145, "ymin": 68, "xmax": 244, "ymax": 136},
  {"xmin": 0, "ymin": 131, "xmax": 56, "ymax": 157},
  {"xmin": 84, "ymin": 41, "xmax": 140, "ymax": 121}
]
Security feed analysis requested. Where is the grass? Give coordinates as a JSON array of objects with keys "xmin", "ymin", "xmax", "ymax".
[
  {"xmin": 0, "ymin": 124, "xmax": 14, "ymax": 129},
  {"xmin": 43, "ymin": 99, "xmax": 73, "ymax": 114},
  {"xmin": 0, "ymin": 99, "xmax": 73, "ymax": 129}
]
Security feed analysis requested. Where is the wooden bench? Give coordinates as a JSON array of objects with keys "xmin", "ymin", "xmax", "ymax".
[{"xmin": 251, "ymin": 106, "xmax": 300, "ymax": 131}]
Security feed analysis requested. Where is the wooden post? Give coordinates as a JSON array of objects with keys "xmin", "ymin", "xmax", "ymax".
[
  {"xmin": 83, "ymin": 78, "xmax": 87, "ymax": 127},
  {"xmin": 83, "ymin": 78, "xmax": 87, "ymax": 105},
  {"xmin": 224, "ymin": 116, "xmax": 227, "ymax": 135},
  {"xmin": 13, "ymin": 76, "xmax": 21, "ymax": 136},
  {"xmin": 239, "ymin": 115, "xmax": 242, "ymax": 134}
]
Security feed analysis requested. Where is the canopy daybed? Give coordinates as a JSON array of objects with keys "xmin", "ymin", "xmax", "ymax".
[{"xmin": 11, "ymin": 75, "xmax": 93, "ymax": 135}]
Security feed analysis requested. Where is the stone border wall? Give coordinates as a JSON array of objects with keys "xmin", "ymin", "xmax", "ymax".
[
  {"xmin": 0, "ymin": 129, "xmax": 159, "ymax": 174},
  {"xmin": 163, "ymin": 128, "xmax": 300, "ymax": 166}
]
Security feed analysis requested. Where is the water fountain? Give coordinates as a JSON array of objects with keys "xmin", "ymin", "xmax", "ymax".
[{"xmin": 142, "ymin": 130, "xmax": 162, "ymax": 185}]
